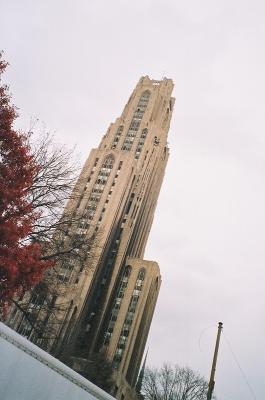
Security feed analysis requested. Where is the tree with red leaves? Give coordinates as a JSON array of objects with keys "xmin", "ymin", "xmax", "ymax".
[
  {"xmin": 0, "ymin": 53, "xmax": 52, "ymax": 310},
  {"xmin": 0, "ymin": 53, "xmax": 96, "ymax": 327}
]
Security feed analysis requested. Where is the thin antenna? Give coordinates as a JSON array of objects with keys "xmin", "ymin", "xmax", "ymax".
[{"xmin": 207, "ymin": 322, "xmax": 223, "ymax": 400}]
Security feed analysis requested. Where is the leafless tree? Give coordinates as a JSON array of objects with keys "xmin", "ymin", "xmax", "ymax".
[
  {"xmin": 5, "ymin": 130, "xmax": 99, "ymax": 343},
  {"xmin": 26, "ymin": 131, "xmax": 102, "ymax": 272},
  {"xmin": 142, "ymin": 364, "xmax": 211, "ymax": 400},
  {"xmin": 26, "ymin": 132, "xmax": 81, "ymax": 250}
]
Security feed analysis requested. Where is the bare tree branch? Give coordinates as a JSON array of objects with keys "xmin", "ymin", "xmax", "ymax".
[{"xmin": 142, "ymin": 364, "xmax": 213, "ymax": 400}]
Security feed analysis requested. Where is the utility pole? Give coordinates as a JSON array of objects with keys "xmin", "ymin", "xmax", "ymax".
[{"xmin": 207, "ymin": 322, "xmax": 223, "ymax": 400}]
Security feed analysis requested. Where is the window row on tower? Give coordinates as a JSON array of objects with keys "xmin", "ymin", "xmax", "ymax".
[
  {"xmin": 112, "ymin": 268, "xmax": 145, "ymax": 368},
  {"xmin": 103, "ymin": 265, "xmax": 132, "ymax": 346},
  {"xmin": 57, "ymin": 156, "xmax": 122, "ymax": 285},
  {"xmin": 77, "ymin": 155, "xmax": 115, "ymax": 232},
  {"xmin": 119, "ymin": 91, "xmax": 150, "ymax": 152}
]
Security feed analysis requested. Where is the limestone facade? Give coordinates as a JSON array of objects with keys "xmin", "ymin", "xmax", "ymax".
[{"xmin": 8, "ymin": 76, "xmax": 174, "ymax": 399}]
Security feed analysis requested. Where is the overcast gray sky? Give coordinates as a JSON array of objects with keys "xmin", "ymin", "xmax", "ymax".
[{"xmin": 1, "ymin": 1, "xmax": 265, "ymax": 398}]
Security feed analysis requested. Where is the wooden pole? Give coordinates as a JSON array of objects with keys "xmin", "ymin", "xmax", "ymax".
[{"xmin": 207, "ymin": 322, "xmax": 223, "ymax": 400}]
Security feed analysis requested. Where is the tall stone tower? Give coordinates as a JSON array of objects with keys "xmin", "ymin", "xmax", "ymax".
[{"xmin": 8, "ymin": 76, "xmax": 175, "ymax": 399}]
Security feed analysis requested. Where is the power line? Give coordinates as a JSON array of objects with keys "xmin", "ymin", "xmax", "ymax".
[
  {"xmin": 223, "ymin": 332, "xmax": 257, "ymax": 400},
  {"xmin": 198, "ymin": 324, "xmax": 217, "ymax": 353}
]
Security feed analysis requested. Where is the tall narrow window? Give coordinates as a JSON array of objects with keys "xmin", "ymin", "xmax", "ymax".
[
  {"xmin": 135, "ymin": 128, "xmax": 148, "ymax": 159},
  {"xmin": 121, "ymin": 91, "xmax": 150, "ymax": 151},
  {"xmin": 113, "ymin": 268, "xmax": 145, "ymax": 368},
  {"xmin": 112, "ymin": 126, "xmax": 124, "ymax": 149},
  {"xmin": 103, "ymin": 265, "xmax": 132, "ymax": 346},
  {"xmin": 79, "ymin": 155, "xmax": 114, "ymax": 228}
]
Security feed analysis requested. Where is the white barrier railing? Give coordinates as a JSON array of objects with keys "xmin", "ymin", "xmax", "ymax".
[{"xmin": 0, "ymin": 322, "xmax": 116, "ymax": 400}]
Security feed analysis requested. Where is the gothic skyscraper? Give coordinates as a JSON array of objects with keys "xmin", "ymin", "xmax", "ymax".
[{"xmin": 8, "ymin": 76, "xmax": 175, "ymax": 399}]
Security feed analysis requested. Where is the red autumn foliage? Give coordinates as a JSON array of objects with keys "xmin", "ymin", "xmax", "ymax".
[{"xmin": 0, "ymin": 53, "xmax": 52, "ymax": 308}]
